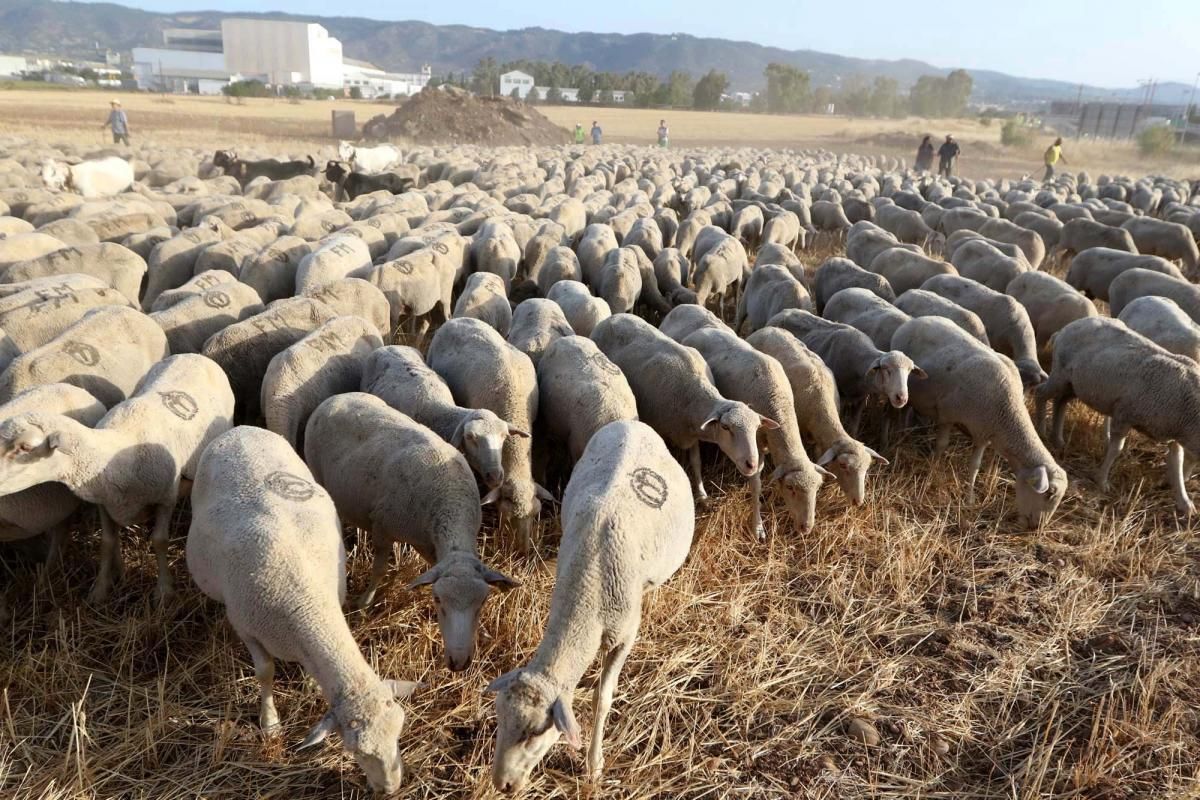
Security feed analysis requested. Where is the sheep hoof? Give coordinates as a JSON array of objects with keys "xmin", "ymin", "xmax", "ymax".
[
  {"xmin": 87, "ymin": 584, "xmax": 110, "ymax": 604},
  {"xmin": 587, "ymin": 755, "xmax": 605, "ymax": 779},
  {"xmin": 156, "ymin": 580, "xmax": 176, "ymax": 604},
  {"xmin": 355, "ymin": 590, "xmax": 377, "ymax": 610},
  {"xmin": 261, "ymin": 715, "xmax": 281, "ymax": 735},
  {"xmin": 1177, "ymin": 500, "xmax": 1196, "ymax": 517},
  {"xmin": 754, "ymin": 524, "xmax": 767, "ymax": 542}
]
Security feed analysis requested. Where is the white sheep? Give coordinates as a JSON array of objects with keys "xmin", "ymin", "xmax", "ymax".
[
  {"xmin": 822, "ymin": 287, "xmax": 912, "ymax": 352},
  {"xmin": 545, "ymin": 279, "xmax": 610, "ymax": 337},
  {"xmin": 488, "ymin": 419, "xmax": 693, "ymax": 790},
  {"xmin": 0, "ymin": 353, "xmax": 234, "ymax": 601},
  {"xmin": 1, "ymin": 242, "xmax": 146, "ymax": 305},
  {"xmin": 734, "ymin": 264, "xmax": 813, "ymax": 335},
  {"xmin": 536, "ymin": 335, "xmax": 637, "ymax": 465},
  {"xmin": 453, "ymin": 272, "xmax": 512, "ymax": 336},
  {"xmin": 1117, "ymin": 296, "xmax": 1200, "ymax": 362},
  {"xmin": 150, "ymin": 281, "xmax": 265, "ymax": 354},
  {"xmin": 507, "ymin": 299, "xmax": 575, "ymax": 367},
  {"xmin": 185, "ymin": 425, "xmax": 419, "ymax": 794},
  {"xmin": 1004, "ymin": 271, "xmax": 1098, "ymax": 357},
  {"xmin": 893, "ymin": 289, "xmax": 990, "ymax": 345},
  {"xmin": 294, "ymin": 234, "xmax": 372, "ymax": 294}
]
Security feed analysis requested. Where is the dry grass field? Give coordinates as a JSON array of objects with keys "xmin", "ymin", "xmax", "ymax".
[{"xmin": 0, "ymin": 90, "xmax": 1198, "ymax": 800}]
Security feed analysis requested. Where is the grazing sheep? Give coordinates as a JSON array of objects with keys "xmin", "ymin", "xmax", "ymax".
[
  {"xmin": 1108, "ymin": 269, "xmax": 1200, "ymax": 322},
  {"xmin": 652, "ymin": 248, "xmax": 696, "ymax": 305},
  {"xmin": 753, "ymin": 241, "xmax": 806, "ymax": 284},
  {"xmin": 0, "ymin": 233, "xmax": 69, "ymax": 269},
  {"xmin": 201, "ymin": 297, "xmax": 338, "ymax": 420},
  {"xmin": 534, "ymin": 246, "xmax": 582, "ymax": 297},
  {"xmin": 823, "ymin": 287, "xmax": 912, "ymax": 351},
  {"xmin": 261, "ymin": 316, "xmax": 382, "ymax": 451},
  {"xmin": 893, "ymin": 316, "xmax": 1066, "ymax": 527},
  {"xmin": 472, "ymin": 221, "xmax": 523, "ymax": 292},
  {"xmin": 1, "ymin": 242, "xmax": 146, "ymax": 305},
  {"xmin": 1120, "ymin": 217, "xmax": 1200, "ymax": 276},
  {"xmin": 623, "ymin": 216, "xmax": 663, "ymax": 261},
  {"xmin": 658, "ymin": 303, "xmax": 729, "ymax": 343},
  {"xmin": 488, "ymin": 419, "xmax": 693, "ymax": 789},
  {"xmin": 869, "ymin": 247, "xmax": 957, "ymax": 295},
  {"xmin": 846, "ymin": 225, "xmax": 919, "ymax": 269},
  {"xmin": 730, "ymin": 204, "xmax": 764, "ymax": 251},
  {"xmin": 186, "ymin": 426, "xmax": 419, "ymax": 794},
  {"xmin": 978, "ymin": 218, "xmax": 1046, "ymax": 268},
  {"xmin": 1118, "ymin": 296, "xmax": 1200, "ymax": 362},
  {"xmin": 734, "ymin": 264, "xmax": 813, "ymax": 334},
  {"xmin": 0, "ymin": 280, "xmax": 133, "ymax": 353},
  {"xmin": 577, "ymin": 224, "xmax": 619, "ymax": 288},
  {"xmin": 1065, "ymin": 247, "xmax": 1183, "ymax": 301},
  {"xmin": 0, "ymin": 305, "xmax": 168, "ymax": 407},
  {"xmin": 1057, "ymin": 218, "xmax": 1139, "ymax": 261},
  {"xmin": 453, "ymin": 272, "xmax": 512, "ymax": 336},
  {"xmin": 239, "ymin": 235, "xmax": 313, "ymax": 305},
  {"xmin": 0, "ymin": 353, "xmax": 234, "ymax": 601},
  {"xmin": 353, "ymin": 249, "xmax": 453, "ymax": 339},
  {"xmin": 150, "ymin": 281, "xmax": 265, "ymax": 354},
  {"xmin": 546, "ymin": 280, "xmax": 610, "ymax": 337},
  {"xmin": 877, "ymin": 203, "xmax": 940, "ymax": 247},
  {"xmin": 765, "ymin": 309, "xmax": 925, "ymax": 433},
  {"xmin": 920, "ymin": 274, "xmax": 1046, "ymax": 388},
  {"xmin": 591, "ymin": 313, "xmax": 768, "ymax": 500},
  {"xmin": 362, "ymin": 345, "xmax": 524, "ymax": 488},
  {"xmin": 194, "ymin": 221, "xmax": 288, "ymax": 277},
  {"xmin": 811, "ymin": 200, "xmax": 852, "ymax": 233},
  {"xmin": 150, "ymin": 269, "xmax": 235, "ymax": 312},
  {"xmin": 1013, "ymin": 211, "xmax": 1064, "ymax": 252},
  {"xmin": 691, "ymin": 228, "xmax": 747, "ymax": 310},
  {"xmin": 302, "ymin": 277, "xmax": 391, "ymax": 340},
  {"xmin": 1036, "ymin": 317, "xmax": 1200, "ymax": 513},
  {"xmin": 597, "ymin": 246, "xmax": 644, "ymax": 315},
  {"xmin": 812, "ymin": 257, "xmax": 896, "ymax": 314},
  {"xmin": 305, "ymin": 393, "xmax": 518, "ymax": 665},
  {"xmin": 683, "ymin": 327, "xmax": 822, "ymax": 538},
  {"xmin": 294, "ymin": 235, "xmax": 372, "ymax": 294},
  {"xmin": 949, "ymin": 239, "xmax": 1029, "ymax": 292},
  {"xmin": 536, "ymin": 336, "xmax": 637, "ymax": 465},
  {"xmin": 142, "ymin": 226, "xmax": 225, "ymax": 310},
  {"xmin": 1004, "ymin": 271, "xmax": 1097, "ymax": 357},
  {"xmin": 507, "ymin": 299, "xmax": 575, "ymax": 367},
  {"xmin": 746, "ymin": 327, "xmax": 886, "ymax": 504},
  {"xmin": 427, "ymin": 318, "xmax": 549, "ymax": 552},
  {"xmin": 761, "ymin": 210, "xmax": 803, "ymax": 251},
  {"xmin": 894, "ymin": 289, "xmax": 989, "ymax": 344}
]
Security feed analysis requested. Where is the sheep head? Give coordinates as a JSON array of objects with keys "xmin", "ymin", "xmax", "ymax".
[
  {"xmin": 700, "ymin": 400, "xmax": 775, "ymax": 477},
  {"xmin": 407, "ymin": 553, "xmax": 518, "ymax": 672},
  {"xmin": 0, "ymin": 413, "xmax": 67, "ymax": 495},
  {"xmin": 487, "ymin": 668, "xmax": 580, "ymax": 793}
]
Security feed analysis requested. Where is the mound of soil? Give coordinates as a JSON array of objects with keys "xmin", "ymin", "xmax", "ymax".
[{"xmin": 364, "ymin": 85, "xmax": 570, "ymax": 146}]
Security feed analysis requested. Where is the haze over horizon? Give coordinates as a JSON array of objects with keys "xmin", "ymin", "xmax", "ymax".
[{"xmin": 78, "ymin": 0, "xmax": 1200, "ymax": 90}]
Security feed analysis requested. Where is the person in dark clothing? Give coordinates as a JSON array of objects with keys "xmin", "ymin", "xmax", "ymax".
[
  {"xmin": 102, "ymin": 99, "xmax": 130, "ymax": 145},
  {"xmin": 937, "ymin": 135, "xmax": 960, "ymax": 178},
  {"xmin": 915, "ymin": 135, "xmax": 934, "ymax": 173}
]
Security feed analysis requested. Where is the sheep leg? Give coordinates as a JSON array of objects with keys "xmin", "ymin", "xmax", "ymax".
[
  {"xmin": 847, "ymin": 402, "xmax": 865, "ymax": 438},
  {"xmin": 934, "ymin": 424, "xmax": 952, "ymax": 457},
  {"xmin": 89, "ymin": 510, "xmax": 122, "ymax": 604},
  {"xmin": 688, "ymin": 445, "xmax": 708, "ymax": 503},
  {"xmin": 151, "ymin": 504, "xmax": 175, "ymax": 602},
  {"xmin": 1095, "ymin": 420, "xmax": 1130, "ymax": 492},
  {"xmin": 588, "ymin": 638, "xmax": 633, "ymax": 778},
  {"xmin": 244, "ymin": 637, "xmax": 280, "ymax": 733},
  {"xmin": 749, "ymin": 470, "xmax": 766, "ymax": 542},
  {"xmin": 1050, "ymin": 398, "xmax": 1070, "ymax": 451},
  {"xmin": 965, "ymin": 440, "xmax": 988, "ymax": 504},
  {"xmin": 1166, "ymin": 442, "xmax": 1195, "ymax": 516},
  {"xmin": 357, "ymin": 533, "xmax": 394, "ymax": 609}
]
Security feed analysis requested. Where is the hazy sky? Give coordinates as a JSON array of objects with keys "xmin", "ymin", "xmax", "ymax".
[{"xmin": 98, "ymin": 0, "xmax": 1200, "ymax": 88}]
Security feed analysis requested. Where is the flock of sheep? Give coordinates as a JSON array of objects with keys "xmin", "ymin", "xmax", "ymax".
[{"xmin": 0, "ymin": 134, "xmax": 1199, "ymax": 794}]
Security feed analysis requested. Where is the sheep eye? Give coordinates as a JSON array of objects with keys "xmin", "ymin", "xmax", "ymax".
[{"xmin": 721, "ymin": 423, "xmax": 731, "ymax": 432}]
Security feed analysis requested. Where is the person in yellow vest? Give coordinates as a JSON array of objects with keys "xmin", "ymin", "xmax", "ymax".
[
  {"xmin": 1043, "ymin": 137, "xmax": 1067, "ymax": 182},
  {"xmin": 574, "ymin": 123, "xmax": 585, "ymax": 144}
]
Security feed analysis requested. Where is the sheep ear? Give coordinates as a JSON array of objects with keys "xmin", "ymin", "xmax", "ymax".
[
  {"xmin": 815, "ymin": 465, "xmax": 835, "ymax": 479},
  {"xmin": 507, "ymin": 426, "xmax": 531, "ymax": 438},
  {"xmin": 405, "ymin": 566, "xmax": 440, "ymax": 590},
  {"xmin": 485, "ymin": 668, "xmax": 523, "ymax": 694},
  {"xmin": 865, "ymin": 446, "xmax": 889, "ymax": 465},
  {"xmin": 449, "ymin": 419, "xmax": 467, "ymax": 448},
  {"xmin": 911, "ymin": 365, "xmax": 929, "ymax": 380},
  {"xmin": 534, "ymin": 483, "xmax": 556, "ymax": 503},
  {"xmin": 552, "ymin": 696, "xmax": 582, "ymax": 749},
  {"xmin": 297, "ymin": 711, "xmax": 338, "ymax": 750},
  {"xmin": 765, "ymin": 465, "xmax": 785, "ymax": 485},
  {"xmin": 481, "ymin": 487, "xmax": 502, "ymax": 506},
  {"xmin": 480, "ymin": 564, "xmax": 521, "ymax": 590},
  {"xmin": 700, "ymin": 415, "xmax": 721, "ymax": 431},
  {"xmin": 1029, "ymin": 465, "xmax": 1050, "ymax": 494},
  {"xmin": 757, "ymin": 415, "xmax": 780, "ymax": 431},
  {"xmin": 816, "ymin": 447, "xmax": 837, "ymax": 466},
  {"xmin": 384, "ymin": 679, "xmax": 422, "ymax": 701}
]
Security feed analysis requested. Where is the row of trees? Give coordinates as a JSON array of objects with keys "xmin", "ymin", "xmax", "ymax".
[{"xmin": 452, "ymin": 57, "xmax": 976, "ymax": 119}]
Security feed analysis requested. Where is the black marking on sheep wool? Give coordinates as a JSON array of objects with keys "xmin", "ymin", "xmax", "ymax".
[
  {"xmin": 430, "ymin": 241, "xmax": 450, "ymax": 255},
  {"xmin": 204, "ymin": 290, "xmax": 231, "ymax": 310},
  {"xmin": 392, "ymin": 259, "xmax": 415, "ymax": 275},
  {"xmin": 265, "ymin": 471, "xmax": 315, "ymax": 501},
  {"xmin": 32, "ymin": 284, "xmax": 79, "ymax": 311},
  {"xmin": 159, "ymin": 391, "xmax": 198, "ymax": 420},
  {"xmin": 62, "ymin": 341, "xmax": 99, "ymax": 366},
  {"xmin": 591, "ymin": 352, "xmax": 622, "ymax": 376},
  {"xmin": 630, "ymin": 467, "xmax": 668, "ymax": 509}
]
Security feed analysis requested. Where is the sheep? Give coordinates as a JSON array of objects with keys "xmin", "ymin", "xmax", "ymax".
[
  {"xmin": 894, "ymin": 289, "xmax": 990, "ymax": 344},
  {"xmin": 1108, "ymin": 269, "xmax": 1200, "ymax": 322},
  {"xmin": 682, "ymin": 327, "xmax": 823, "ymax": 538},
  {"xmin": 305, "ymin": 392, "xmax": 518, "ymax": 667},
  {"xmin": 812, "ymin": 257, "xmax": 896, "ymax": 314},
  {"xmin": 1, "ymin": 242, "xmax": 146, "ymax": 305},
  {"xmin": 239, "ymin": 235, "xmax": 314, "ymax": 304},
  {"xmin": 41, "ymin": 157, "xmax": 133, "ymax": 198},
  {"xmin": 892, "ymin": 316, "xmax": 1066, "ymax": 527},
  {"xmin": 1118, "ymin": 296, "xmax": 1200, "ymax": 362},
  {"xmin": 746, "ymin": 327, "xmax": 886, "ymax": 504},
  {"xmin": 949, "ymin": 239, "xmax": 1029, "ymax": 292},
  {"xmin": 302, "ymin": 277, "xmax": 391, "ymax": 340},
  {"xmin": 201, "ymin": 297, "xmax": 339, "ymax": 420},
  {"xmin": 472, "ymin": 220, "xmax": 522, "ymax": 292},
  {"xmin": 294, "ymin": 235, "xmax": 372, "ymax": 294},
  {"xmin": 487, "ymin": 419, "xmax": 693, "ymax": 790},
  {"xmin": 150, "ymin": 269, "xmax": 236, "ymax": 312},
  {"xmin": 765, "ymin": 309, "xmax": 925, "ymax": 433},
  {"xmin": 453, "ymin": 272, "xmax": 512, "ymax": 336},
  {"xmin": 0, "ymin": 279, "xmax": 133, "ymax": 353},
  {"xmin": 1013, "ymin": 211, "xmax": 1064, "ymax": 252},
  {"xmin": 846, "ymin": 225, "xmax": 919, "ymax": 269},
  {"xmin": 1064, "ymin": 247, "xmax": 1183, "ymax": 301},
  {"xmin": 658, "ymin": 303, "xmax": 729, "ymax": 342},
  {"xmin": 978, "ymin": 217, "xmax": 1046, "ymax": 268},
  {"xmin": 920, "ymin": 274, "xmax": 1046, "ymax": 388},
  {"xmin": 1036, "ymin": 317, "xmax": 1200, "ymax": 513},
  {"xmin": 577, "ymin": 223, "xmax": 619, "ymax": 287},
  {"xmin": 761, "ymin": 210, "xmax": 803, "ymax": 251},
  {"xmin": 730, "ymin": 204, "xmax": 764, "ymax": 251},
  {"xmin": 142, "ymin": 226, "xmax": 225, "ymax": 310},
  {"xmin": 822, "ymin": 287, "xmax": 912, "ymax": 351},
  {"xmin": 1120, "ymin": 217, "xmax": 1200, "ymax": 276},
  {"xmin": 507, "ymin": 299, "xmax": 575, "ymax": 367},
  {"xmin": 185, "ymin": 426, "xmax": 419, "ymax": 794},
  {"xmin": 869, "ymin": 247, "xmax": 957, "ymax": 295},
  {"xmin": 597, "ymin": 246, "xmax": 644, "ymax": 315},
  {"xmin": 427, "ymin": 318, "xmax": 550, "ymax": 552},
  {"xmin": 652, "ymin": 247, "xmax": 696, "ymax": 305},
  {"xmin": 362, "ymin": 345, "xmax": 524, "ymax": 488},
  {"xmin": 877, "ymin": 203, "xmax": 940, "ymax": 247},
  {"xmin": 38, "ymin": 218, "xmax": 102, "ymax": 248},
  {"xmin": 1004, "ymin": 271, "xmax": 1097, "ymax": 357},
  {"xmin": 546, "ymin": 280, "xmax": 610, "ymax": 337},
  {"xmin": 734, "ymin": 264, "xmax": 813, "ymax": 335},
  {"xmin": 1057, "ymin": 218, "xmax": 1138, "ymax": 261},
  {"xmin": 150, "ymin": 281, "xmax": 265, "ymax": 354},
  {"xmin": 0, "ymin": 305, "xmax": 168, "ymax": 407},
  {"xmin": 261, "ymin": 316, "xmax": 382, "ymax": 451},
  {"xmin": 522, "ymin": 222, "xmax": 567, "ymax": 287},
  {"xmin": 0, "ymin": 383, "xmax": 106, "ymax": 621},
  {"xmin": 0, "ymin": 353, "xmax": 234, "ymax": 601},
  {"xmin": 591, "ymin": 313, "xmax": 769, "ymax": 501},
  {"xmin": 534, "ymin": 246, "xmax": 582, "ymax": 297},
  {"xmin": 810, "ymin": 200, "xmax": 852, "ymax": 233},
  {"xmin": 354, "ymin": 248, "xmax": 454, "ymax": 339},
  {"xmin": 623, "ymin": 216, "xmax": 664, "ymax": 261},
  {"xmin": 195, "ymin": 221, "xmax": 289, "ymax": 277},
  {"xmin": 0, "ymin": 233, "xmax": 69, "ymax": 269},
  {"xmin": 691, "ymin": 227, "xmax": 747, "ymax": 310}
]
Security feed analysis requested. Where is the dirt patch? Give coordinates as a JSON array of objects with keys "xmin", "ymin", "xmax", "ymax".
[{"xmin": 363, "ymin": 86, "xmax": 569, "ymax": 146}]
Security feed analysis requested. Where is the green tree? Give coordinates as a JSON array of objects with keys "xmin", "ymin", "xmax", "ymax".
[
  {"xmin": 546, "ymin": 83, "xmax": 563, "ymax": 104},
  {"xmin": 657, "ymin": 70, "xmax": 693, "ymax": 107},
  {"xmin": 578, "ymin": 80, "xmax": 594, "ymax": 103},
  {"xmin": 471, "ymin": 57, "xmax": 499, "ymax": 96},
  {"xmin": 764, "ymin": 63, "xmax": 811, "ymax": 114},
  {"xmin": 693, "ymin": 69, "xmax": 728, "ymax": 111},
  {"xmin": 598, "ymin": 88, "xmax": 615, "ymax": 105},
  {"xmin": 749, "ymin": 92, "xmax": 768, "ymax": 113},
  {"xmin": 944, "ymin": 69, "xmax": 973, "ymax": 116},
  {"xmin": 348, "ymin": 86, "xmax": 363, "ymax": 100},
  {"xmin": 812, "ymin": 85, "xmax": 834, "ymax": 113},
  {"xmin": 868, "ymin": 76, "xmax": 900, "ymax": 117},
  {"xmin": 1138, "ymin": 125, "xmax": 1175, "ymax": 156}
]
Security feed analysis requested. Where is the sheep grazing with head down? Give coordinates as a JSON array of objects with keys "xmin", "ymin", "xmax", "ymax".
[
  {"xmin": 186, "ymin": 426, "xmax": 420, "ymax": 794},
  {"xmin": 488, "ymin": 420, "xmax": 693, "ymax": 791},
  {"xmin": 546, "ymin": 280, "xmax": 610, "ymax": 337},
  {"xmin": 0, "ymin": 354, "xmax": 234, "ymax": 601},
  {"xmin": 536, "ymin": 336, "xmax": 637, "ymax": 467},
  {"xmin": 305, "ymin": 392, "xmax": 518, "ymax": 667}
]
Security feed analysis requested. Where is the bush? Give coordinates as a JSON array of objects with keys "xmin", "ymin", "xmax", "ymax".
[
  {"xmin": 349, "ymin": 86, "xmax": 363, "ymax": 100},
  {"xmin": 1000, "ymin": 118, "xmax": 1033, "ymax": 147},
  {"xmin": 1138, "ymin": 125, "xmax": 1175, "ymax": 156},
  {"xmin": 222, "ymin": 79, "xmax": 271, "ymax": 98}
]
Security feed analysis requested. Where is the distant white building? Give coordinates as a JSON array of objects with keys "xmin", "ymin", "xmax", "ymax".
[
  {"xmin": 0, "ymin": 54, "xmax": 28, "ymax": 77},
  {"xmin": 610, "ymin": 90, "xmax": 630, "ymax": 104},
  {"xmin": 500, "ymin": 70, "xmax": 534, "ymax": 99},
  {"xmin": 343, "ymin": 59, "xmax": 431, "ymax": 98},
  {"xmin": 221, "ymin": 18, "xmax": 343, "ymax": 88},
  {"xmin": 532, "ymin": 85, "xmax": 579, "ymax": 102}
]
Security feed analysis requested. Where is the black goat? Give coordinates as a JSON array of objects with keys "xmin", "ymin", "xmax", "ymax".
[
  {"xmin": 213, "ymin": 150, "xmax": 316, "ymax": 188},
  {"xmin": 324, "ymin": 160, "xmax": 415, "ymax": 201}
]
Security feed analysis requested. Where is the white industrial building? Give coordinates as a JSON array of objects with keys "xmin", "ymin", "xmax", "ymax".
[
  {"xmin": 132, "ymin": 18, "xmax": 429, "ymax": 97},
  {"xmin": 500, "ymin": 70, "xmax": 535, "ymax": 99},
  {"xmin": 0, "ymin": 54, "xmax": 29, "ymax": 77}
]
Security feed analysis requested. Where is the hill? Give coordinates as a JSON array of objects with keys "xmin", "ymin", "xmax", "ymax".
[{"xmin": 0, "ymin": 0, "xmax": 1193, "ymax": 106}]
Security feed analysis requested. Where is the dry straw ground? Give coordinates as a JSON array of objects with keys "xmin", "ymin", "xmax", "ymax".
[{"xmin": 0, "ymin": 92, "xmax": 1199, "ymax": 800}]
